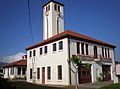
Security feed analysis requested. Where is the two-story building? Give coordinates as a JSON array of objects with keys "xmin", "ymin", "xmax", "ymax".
[{"xmin": 26, "ymin": 0, "xmax": 118, "ymax": 85}]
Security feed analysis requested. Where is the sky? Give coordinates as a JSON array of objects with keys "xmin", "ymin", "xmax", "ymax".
[{"xmin": 0, "ymin": 0, "xmax": 120, "ymax": 62}]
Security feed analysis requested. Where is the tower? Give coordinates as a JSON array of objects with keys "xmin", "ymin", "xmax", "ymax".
[{"xmin": 43, "ymin": 0, "xmax": 64, "ymax": 40}]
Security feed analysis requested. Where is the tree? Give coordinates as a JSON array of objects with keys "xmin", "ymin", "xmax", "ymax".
[{"xmin": 70, "ymin": 55, "xmax": 81, "ymax": 89}]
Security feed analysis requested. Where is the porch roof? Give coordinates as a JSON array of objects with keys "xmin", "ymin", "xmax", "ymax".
[{"xmin": 3, "ymin": 59, "xmax": 27, "ymax": 68}]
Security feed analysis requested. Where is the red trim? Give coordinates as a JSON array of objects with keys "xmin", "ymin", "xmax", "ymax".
[
  {"xmin": 26, "ymin": 30, "xmax": 116, "ymax": 50},
  {"xmin": 3, "ymin": 60, "xmax": 27, "ymax": 68}
]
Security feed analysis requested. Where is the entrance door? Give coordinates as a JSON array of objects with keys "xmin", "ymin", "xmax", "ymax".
[
  {"xmin": 78, "ymin": 64, "xmax": 91, "ymax": 84},
  {"xmin": 102, "ymin": 65, "xmax": 111, "ymax": 81},
  {"xmin": 42, "ymin": 67, "xmax": 45, "ymax": 84}
]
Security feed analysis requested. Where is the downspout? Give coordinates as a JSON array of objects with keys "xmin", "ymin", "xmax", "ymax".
[{"xmin": 68, "ymin": 36, "xmax": 71, "ymax": 85}]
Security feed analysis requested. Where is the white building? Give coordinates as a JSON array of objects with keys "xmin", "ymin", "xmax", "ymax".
[
  {"xmin": 26, "ymin": 0, "xmax": 118, "ymax": 85},
  {"xmin": 3, "ymin": 55, "xmax": 27, "ymax": 79}
]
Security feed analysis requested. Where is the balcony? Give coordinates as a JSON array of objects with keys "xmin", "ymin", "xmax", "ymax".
[
  {"xmin": 99, "ymin": 55, "xmax": 112, "ymax": 62},
  {"xmin": 77, "ymin": 54, "xmax": 94, "ymax": 61},
  {"xmin": 77, "ymin": 54, "xmax": 112, "ymax": 62}
]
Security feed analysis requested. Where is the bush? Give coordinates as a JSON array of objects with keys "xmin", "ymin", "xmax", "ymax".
[{"xmin": 98, "ymin": 83, "xmax": 120, "ymax": 89}]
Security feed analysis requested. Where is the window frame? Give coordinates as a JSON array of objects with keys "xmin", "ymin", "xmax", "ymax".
[
  {"xmin": 33, "ymin": 50, "xmax": 36, "ymax": 56},
  {"xmin": 53, "ymin": 43, "xmax": 57, "ymax": 52},
  {"xmin": 81, "ymin": 43, "xmax": 84, "ymax": 54},
  {"xmin": 29, "ymin": 51, "xmax": 32, "ymax": 57},
  {"xmin": 76, "ymin": 42, "xmax": 80, "ymax": 54},
  {"xmin": 47, "ymin": 66, "xmax": 51, "ymax": 80},
  {"xmin": 94, "ymin": 46, "xmax": 98, "ymax": 59},
  {"xmin": 58, "ymin": 65, "xmax": 62, "ymax": 80},
  {"xmin": 44, "ymin": 46, "xmax": 48, "ymax": 54},
  {"xmin": 30, "ymin": 68, "xmax": 32, "ymax": 79},
  {"xmin": 37, "ymin": 68, "xmax": 40, "ymax": 79},
  {"xmin": 86, "ymin": 44, "xmax": 89, "ymax": 55},
  {"xmin": 59, "ymin": 41, "xmax": 63, "ymax": 50},
  {"xmin": 40, "ymin": 47, "xmax": 43, "ymax": 55},
  {"xmin": 102, "ymin": 47, "xmax": 104, "ymax": 57},
  {"xmin": 10, "ymin": 67, "xmax": 14, "ymax": 75}
]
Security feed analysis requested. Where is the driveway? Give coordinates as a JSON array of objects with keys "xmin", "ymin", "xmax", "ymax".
[{"xmin": 9, "ymin": 80, "xmax": 112, "ymax": 89}]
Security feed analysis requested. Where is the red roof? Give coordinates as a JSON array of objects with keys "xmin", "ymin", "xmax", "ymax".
[
  {"xmin": 3, "ymin": 59, "xmax": 27, "ymax": 68},
  {"xmin": 26, "ymin": 30, "xmax": 115, "ymax": 50}
]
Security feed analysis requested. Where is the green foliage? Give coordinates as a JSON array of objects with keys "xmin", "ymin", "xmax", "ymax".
[
  {"xmin": 70, "ymin": 55, "xmax": 80, "ymax": 66},
  {"xmin": 98, "ymin": 83, "xmax": 120, "ymax": 89},
  {"xmin": 96, "ymin": 73, "xmax": 104, "ymax": 82}
]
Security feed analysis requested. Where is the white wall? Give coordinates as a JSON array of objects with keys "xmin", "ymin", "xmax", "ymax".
[
  {"xmin": 116, "ymin": 64, "xmax": 120, "ymax": 75},
  {"xmin": 43, "ymin": 2, "xmax": 64, "ymax": 40},
  {"xmin": 27, "ymin": 38, "xmax": 69, "ymax": 85}
]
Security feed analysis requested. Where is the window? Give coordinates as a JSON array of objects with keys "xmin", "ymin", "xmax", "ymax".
[
  {"xmin": 57, "ymin": 17, "xmax": 59, "ymax": 34},
  {"xmin": 10, "ymin": 67, "xmax": 14, "ymax": 75},
  {"xmin": 40, "ymin": 48, "xmax": 42, "ymax": 55},
  {"xmin": 94, "ymin": 46, "xmax": 98, "ymax": 59},
  {"xmin": 22, "ymin": 68, "xmax": 26, "ymax": 75},
  {"xmin": 59, "ymin": 41, "xmax": 63, "ymax": 50},
  {"xmin": 29, "ymin": 51, "xmax": 32, "ymax": 57},
  {"xmin": 46, "ymin": 6, "xmax": 47, "ymax": 11},
  {"xmin": 105, "ymin": 48, "xmax": 107, "ymax": 57},
  {"xmin": 77, "ymin": 42, "xmax": 80, "ymax": 54},
  {"xmin": 47, "ymin": 67, "xmax": 51, "ymax": 80},
  {"xmin": 17, "ymin": 68, "xmax": 21, "ymax": 75},
  {"xmin": 58, "ymin": 5, "xmax": 60, "ymax": 12},
  {"xmin": 54, "ymin": 4, "xmax": 57, "ymax": 11},
  {"xmin": 86, "ymin": 44, "xmax": 88, "ymax": 55},
  {"xmin": 37, "ymin": 68, "xmax": 40, "ymax": 79},
  {"xmin": 44, "ymin": 46, "xmax": 48, "ymax": 54},
  {"xmin": 33, "ymin": 50, "xmax": 36, "ymax": 56},
  {"xmin": 46, "ymin": 5, "xmax": 50, "ymax": 12},
  {"xmin": 81, "ymin": 43, "xmax": 84, "ymax": 54},
  {"xmin": 30, "ymin": 68, "xmax": 32, "ymax": 79},
  {"xmin": 108, "ymin": 49, "xmax": 110, "ymax": 57},
  {"xmin": 58, "ymin": 65, "xmax": 62, "ymax": 80},
  {"xmin": 53, "ymin": 43, "xmax": 56, "ymax": 52},
  {"xmin": 102, "ymin": 47, "xmax": 104, "ymax": 57},
  {"xmin": 48, "ymin": 5, "xmax": 50, "ymax": 10}
]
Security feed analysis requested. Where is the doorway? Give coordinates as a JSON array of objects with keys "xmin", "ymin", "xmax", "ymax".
[{"xmin": 42, "ymin": 67, "xmax": 45, "ymax": 84}]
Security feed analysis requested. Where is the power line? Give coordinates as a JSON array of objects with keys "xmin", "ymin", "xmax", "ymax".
[{"xmin": 27, "ymin": 0, "xmax": 34, "ymax": 44}]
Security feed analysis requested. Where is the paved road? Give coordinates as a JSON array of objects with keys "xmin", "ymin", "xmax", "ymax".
[{"xmin": 9, "ymin": 81, "xmax": 112, "ymax": 89}]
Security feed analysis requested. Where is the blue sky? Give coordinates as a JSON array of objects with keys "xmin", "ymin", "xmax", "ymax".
[{"xmin": 0, "ymin": 0, "xmax": 120, "ymax": 60}]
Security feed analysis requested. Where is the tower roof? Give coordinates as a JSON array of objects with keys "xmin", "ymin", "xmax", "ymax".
[{"xmin": 43, "ymin": 0, "xmax": 64, "ymax": 7}]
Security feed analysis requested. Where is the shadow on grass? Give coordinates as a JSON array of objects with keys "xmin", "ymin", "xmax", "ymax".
[{"xmin": 9, "ymin": 81, "xmax": 63, "ymax": 89}]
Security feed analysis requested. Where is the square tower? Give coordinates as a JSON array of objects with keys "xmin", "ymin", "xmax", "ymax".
[{"xmin": 43, "ymin": 0, "xmax": 64, "ymax": 40}]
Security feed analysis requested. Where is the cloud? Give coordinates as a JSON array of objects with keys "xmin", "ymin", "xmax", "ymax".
[{"xmin": 0, "ymin": 52, "xmax": 26, "ymax": 63}]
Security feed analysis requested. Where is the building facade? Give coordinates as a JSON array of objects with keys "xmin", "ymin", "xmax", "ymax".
[{"xmin": 26, "ymin": 0, "xmax": 118, "ymax": 85}]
